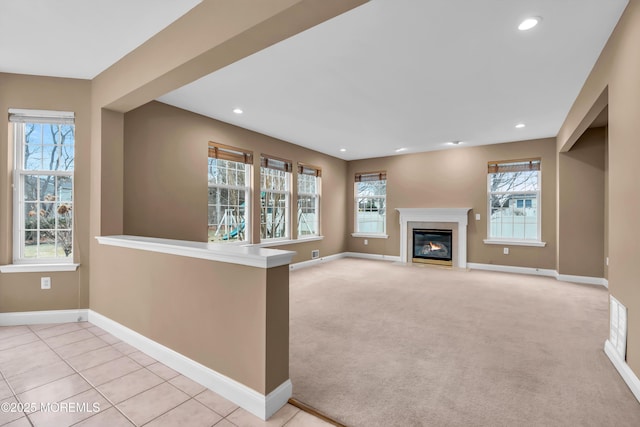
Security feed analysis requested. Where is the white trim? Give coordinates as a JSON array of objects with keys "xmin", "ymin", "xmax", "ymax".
[
  {"xmin": 467, "ymin": 262, "xmax": 556, "ymax": 277},
  {"xmin": 483, "ymin": 239, "xmax": 547, "ymax": 247},
  {"xmin": 96, "ymin": 235, "xmax": 294, "ymax": 269},
  {"xmin": 351, "ymin": 233, "xmax": 389, "ymax": 239},
  {"xmin": 556, "ymin": 273, "xmax": 608, "ymax": 287},
  {"xmin": 604, "ymin": 339, "xmax": 640, "ymax": 403},
  {"xmin": 468, "ymin": 263, "xmax": 608, "ymax": 287},
  {"xmin": 87, "ymin": 310, "xmax": 290, "ymax": 420},
  {"xmin": 289, "ymin": 253, "xmax": 347, "ymax": 271},
  {"xmin": 396, "ymin": 208, "xmax": 471, "ymax": 268},
  {"xmin": 251, "ymin": 235, "xmax": 324, "ymax": 248},
  {"xmin": 344, "ymin": 252, "xmax": 401, "ymax": 262},
  {"xmin": 0, "ymin": 263, "xmax": 80, "ymax": 273},
  {"xmin": 0, "ymin": 309, "xmax": 88, "ymax": 326}
]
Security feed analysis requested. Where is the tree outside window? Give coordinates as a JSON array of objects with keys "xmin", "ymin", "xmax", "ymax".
[
  {"xmin": 488, "ymin": 159, "xmax": 541, "ymax": 241},
  {"xmin": 11, "ymin": 111, "xmax": 75, "ymax": 261}
]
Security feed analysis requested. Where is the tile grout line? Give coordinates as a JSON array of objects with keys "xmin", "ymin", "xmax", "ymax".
[
  {"xmin": 24, "ymin": 322, "xmax": 225, "ymax": 427},
  {"xmin": 0, "ymin": 364, "xmax": 35, "ymax": 427},
  {"xmin": 4, "ymin": 324, "xmax": 253, "ymax": 427},
  {"xmin": 25, "ymin": 322, "xmax": 140, "ymax": 427}
]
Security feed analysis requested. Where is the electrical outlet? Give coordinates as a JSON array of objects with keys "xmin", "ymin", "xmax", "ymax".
[
  {"xmin": 475, "ymin": 213, "xmax": 481, "ymax": 220},
  {"xmin": 311, "ymin": 249, "xmax": 320, "ymax": 259},
  {"xmin": 364, "ymin": 239, "xmax": 368, "ymax": 245},
  {"xmin": 41, "ymin": 277, "xmax": 51, "ymax": 290},
  {"xmin": 503, "ymin": 247, "xmax": 509, "ymax": 255}
]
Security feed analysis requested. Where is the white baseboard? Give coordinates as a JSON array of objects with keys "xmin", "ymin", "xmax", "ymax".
[
  {"xmin": 0, "ymin": 309, "xmax": 89, "ymax": 326},
  {"xmin": 467, "ymin": 263, "xmax": 608, "ymax": 288},
  {"xmin": 290, "ymin": 253, "xmax": 346, "ymax": 271},
  {"xmin": 87, "ymin": 310, "xmax": 290, "ymax": 420},
  {"xmin": 556, "ymin": 273, "xmax": 608, "ymax": 287},
  {"xmin": 604, "ymin": 339, "xmax": 640, "ymax": 403},
  {"xmin": 344, "ymin": 252, "xmax": 401, "ymax": 262},
  {"xmin": 290, "ymin": 252, "xmax": 401, "ymax": 270},
  {"xmin": 467, "ymin": 262, "xmax": 556, "ymax": 277}
]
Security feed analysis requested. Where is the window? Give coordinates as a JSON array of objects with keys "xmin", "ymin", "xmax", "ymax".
[
  {"xmin": 208, "ymin": 142, "xmax": 252, "ymax": 243},
  {"xmin": 260, "ymin": 156, "xmax": 292, "ymax": 240},
  {"xmin": 10, "ymin": 109, "xmax": 75, "ymax": 262},
  {"xmin": 488, "ymin": 159, "xmax": 541, "ymax": 241},
  {"xmin": 297, "ymin": 164, "xmax": 321, "ymax": 237},
  {"xmin": 355, "ymin": 171, "xmax": 387, "ymax": 234}
]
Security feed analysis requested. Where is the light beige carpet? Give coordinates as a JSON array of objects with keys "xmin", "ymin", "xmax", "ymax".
[{"xmin": 289, "ymin": 258, "xmax": 640, "ymax": 427}]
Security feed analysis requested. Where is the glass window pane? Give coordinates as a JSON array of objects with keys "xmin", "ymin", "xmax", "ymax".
[
  {"xmin": 208, "ymin": 159, "xmax": 249, "ymax": 243},
  {"xmin": 16, "ymin": 118, "xmax": 75, "ymax": 261},
  {"xmin": 489, "ymin": 171, "xmax": 538, "ymax": 192}
]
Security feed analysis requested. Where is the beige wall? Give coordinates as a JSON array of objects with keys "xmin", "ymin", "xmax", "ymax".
[
  {"xmin": 0, "ymin": 73, "xmax": 91, "ymax": 312},
  {"xmin": 123, "ymin": 101, "xmax": 348, "ymax": 263},
  {"xmin": 557, "ymin": 127, "xmax": 606, "ymax": 277},
  {"xmin": 558, "ymin": 0, "xmax": 640, "ymax": 373},
  {"xmin": 347, "ymin": 138, "xmax": 558, "ymax": 269},
  {"xmin": 90, "ymin": 244, "xmax": 288, "ymax": 394}
]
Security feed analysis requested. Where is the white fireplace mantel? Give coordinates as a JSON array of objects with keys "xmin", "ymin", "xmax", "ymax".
[{"xmin": 396, "ymin": 208, "xmax": 472, "ymax": 267}]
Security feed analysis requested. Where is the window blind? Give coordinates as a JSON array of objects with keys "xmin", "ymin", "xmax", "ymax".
[
  {"xmin": 297, "ymin": 163, "xmax": 321, "ymax": 177},
  {"xmin": 8, "ymin": 108, "xmax": 74, "ymax": 124},
  {"xmin": 261, "ymin": 155, "xmax": 292, "ymax": 172},
  {"xmin": 208, "ymin": 141, "xmax": 253, "ymax": 164},
  {"xmin": 355, "ymin": 171, "xmax": 387, "ymax": 182},
  {"xmin": 487, "ymin": 159, "xmax": 540, "ymax": 174}
]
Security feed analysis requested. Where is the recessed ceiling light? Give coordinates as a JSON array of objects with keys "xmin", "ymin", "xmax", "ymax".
[
  {"xmin": 340, "ymin": 148, "xmax": 346, "ymax": 152},
  {"xmin": 518, "ymin": 17, "xmax": 540, "ymax": 31},
  {"xmin": 233, "ymin": 108, "xmax": 243, "ymax": 114},
  {"xmin": 515, "ymin": 123, "xmax": 526, "ymax": 128},
  {"xmin": 395, "ymin": 148, "xmax": 407, "ymax": 153}
]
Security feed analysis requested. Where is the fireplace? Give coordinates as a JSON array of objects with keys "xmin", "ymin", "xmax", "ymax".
[
  {"xmin": 413, "ymin": 229, "xmax": 453, "ymax": 266},
  {"xmin": 396, "ymin": 208, "xmax": 471, "ymax": 268}
]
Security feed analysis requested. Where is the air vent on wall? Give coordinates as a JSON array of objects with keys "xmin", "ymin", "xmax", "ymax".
[
  {"xmin": 311, "ymin": 250, "xmax": 320, "ymax": 260},
  {"xmin": 610, "ymin": 295, "xmax": 627, "ymax": 360}
]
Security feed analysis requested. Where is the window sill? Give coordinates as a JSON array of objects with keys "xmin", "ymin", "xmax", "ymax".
[
  {"xmin": 249, "ymin": 236, "xmax": 324, "ymax": 248},
  {"xmin": 483, "ymin": 239, "xmax": 547, "ymax": 247},
  {"xmin": 351, "ymin": 233, "xmax": 389, "ymax": 239},
  {"xmin": 0, "ymin": 263, "xmax": 80, "ymax": 273}
]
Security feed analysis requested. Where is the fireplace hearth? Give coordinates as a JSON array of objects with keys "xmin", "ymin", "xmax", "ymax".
[{"xmin": 413, "ymin": 229, "xmax": 453, "ymax": 266}]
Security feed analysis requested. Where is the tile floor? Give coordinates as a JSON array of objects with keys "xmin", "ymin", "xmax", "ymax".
[{"xmin": 0, "ymin": 322, "xmax": 331, "ymax": 427}]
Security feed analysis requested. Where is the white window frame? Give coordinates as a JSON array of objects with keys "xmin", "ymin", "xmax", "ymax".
[
  {"xmin": 353, "ymin": 172, "xmax": 387, "ymax": 238},
  {"xmin": 11, "ymin": 109, "xmax": 76, "ymax": 264},
  {"xmin": 260, "ymin": 156, "xmax": 292, "ymax": 242},
  {"xmin": 485, "ymin": 159, "xmax": 545, "ymax": 247},
  {"xmin": 297, "ymin": 165, "xmax": 321, "ymax": 238},
  {"xmin": 207, "ymin": 163, "xmax": 251, "ymax": 244}
]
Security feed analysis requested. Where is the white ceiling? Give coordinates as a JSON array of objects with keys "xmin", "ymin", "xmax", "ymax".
[
  {"xmin": 1, "ymin": 1, "xmax": 627, "ymax": 161},
  {"xmin": 0, "ymin": 0, "xmax": 201, "ymax": 79},
  {"xmin": 159, "ymin": 0, "xmax": 627, "ymax": 160}
]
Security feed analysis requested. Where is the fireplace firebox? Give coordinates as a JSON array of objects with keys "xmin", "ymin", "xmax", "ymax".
[{"xmin": 412, "ymin": 229, "xmax": 453, "ymax": 266}]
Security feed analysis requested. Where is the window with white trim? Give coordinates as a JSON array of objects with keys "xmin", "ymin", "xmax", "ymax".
[
  {"xmin": 488, "ymin": 159, "xmax": 541, "ymax": 241},
  {"xmin": 297, "ymin": 163, "xmax": 320, "ymax": 237},
  {"xmin": 10, "ymin": 109, "xmax": 75, "ymax": 262},
  {"xmin": 260, "ymin": 155, "xmax": 291, "ymax": 240},
  {"xmin": 355, "ymin": 171, "xmax": 386, "ymax": 234},
  {"xmin": 207, "ymin": 142, "xmax": 252, "ymax": 243}
]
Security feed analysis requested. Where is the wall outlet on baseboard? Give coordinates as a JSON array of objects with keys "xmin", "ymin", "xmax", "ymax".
[
  {"xmin": 41, "ymin": 277, "xmax": 51, "ymax": 290},
  {"xmin": 311, "ymin": 249, "xmax": 320, "ymax": 260},
  {"xmin": 503, "ymin": 247, "xmax": 509, "ymax": 255}
]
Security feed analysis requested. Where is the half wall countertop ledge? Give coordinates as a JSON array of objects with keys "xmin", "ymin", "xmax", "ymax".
[{"xmin": 95, "ymin": 235, "xmax": 295, "ymax": 269}]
